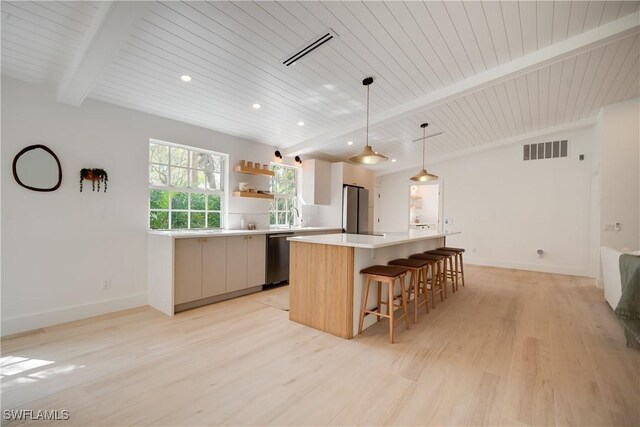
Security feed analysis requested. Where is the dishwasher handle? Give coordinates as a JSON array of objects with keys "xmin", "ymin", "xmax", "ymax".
[{"xmin": 268, "ymin": 233, "xmax": 295, "ymax": 239}]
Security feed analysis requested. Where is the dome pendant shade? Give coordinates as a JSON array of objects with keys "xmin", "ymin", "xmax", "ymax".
[
  {"xmin": 410, "ymin": 168, "xmax": 438, "ymax": 181},
  {"xmin": 348, "ymin": 144, "xmax": 388, "ymax": 165},
  {"xmin": 410, "ymin": 122, "xmax": 439, "ymax": 182},
  {"xmin": 349, "ymin": 77, "xmax": 388, "ymax": 165}
]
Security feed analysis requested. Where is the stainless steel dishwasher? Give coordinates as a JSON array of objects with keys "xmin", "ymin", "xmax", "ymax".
[{"xmin": 265, "ymin": 232, "xmax": 294, "ymax": 285}]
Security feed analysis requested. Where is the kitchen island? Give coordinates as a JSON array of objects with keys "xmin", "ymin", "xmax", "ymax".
[{"xmin": 287, "ymin": 230, "xmax": 460, "ymax": 339}]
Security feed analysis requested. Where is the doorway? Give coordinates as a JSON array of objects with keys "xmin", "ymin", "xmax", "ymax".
[{"xmin": 409, "ymin": 181, "xmax": 443, "ymax": 232}]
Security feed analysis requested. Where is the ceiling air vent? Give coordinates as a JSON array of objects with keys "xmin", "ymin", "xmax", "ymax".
[
  {"xmin": 282, "ymin": 29, "xmax": 338, "ymax": 66},
  {"xmin": 523, "ymin": 140, "xmax": 567, "ymax": 161}
]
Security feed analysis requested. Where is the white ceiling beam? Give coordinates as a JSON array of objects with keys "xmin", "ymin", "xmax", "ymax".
[
  {"xmin": 284, "ymin": 11, "xmax": 639, "ymax": 156},
  {"xmin": 57, "ymin": 1, "xmax": 148, "ymax": 106}
]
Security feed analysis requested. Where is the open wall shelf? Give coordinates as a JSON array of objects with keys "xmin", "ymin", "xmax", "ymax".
[
  {"xmin": 233, "ymin": 165, "xmax": 274, "ymax": 176},
  {"xmin": 233, "ymin": 191, "xmax": 274, "ymax": 200}
]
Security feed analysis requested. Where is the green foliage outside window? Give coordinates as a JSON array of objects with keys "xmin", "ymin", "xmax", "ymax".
[
  {"xmin": 149, "ymin": 141, "xmax": 225, "ymax": 230},
  {"xmin": 269, "ymin": 164, "xmax": 298, "ymax": 226}
]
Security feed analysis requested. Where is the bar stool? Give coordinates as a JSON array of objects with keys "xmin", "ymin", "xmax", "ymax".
[
  {"xmin": 358, "ymin": 265, "xmax": 411, "ymax": 344},
  {"xmin": 408, "ymin": 253, "xmax": 445, "ymax": 306},
  {"xmin": 388, "ymin": 258, "xmax": 430, "ymax": 323},
  {"xmin": 438, "ymin": 247, "xmax": 466, "ymax": 288},
  {"xmin": 425, "ymin": 249, "xmax": 458, "ymax": 293}
]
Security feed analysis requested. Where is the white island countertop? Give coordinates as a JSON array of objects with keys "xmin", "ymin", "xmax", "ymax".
[
  {"xmin": 148, "ymin": 226, "xmax": 341, "ymax": 239},
  {"xmin": 288, "ymin": 230, "xmax": 460, "ymax": 249}
]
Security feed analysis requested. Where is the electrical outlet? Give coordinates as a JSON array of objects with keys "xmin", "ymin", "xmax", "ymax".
[
  {"xmin": 102, "ymin": 279, "xmax": 112, "ymax": 291},
  {"xmin": 614, "ymin": 222, "xmax": 621, "ymax": 232},
  {"xmin": 444, "ymin": 218, "xmax": 453, "ymax": 225}
]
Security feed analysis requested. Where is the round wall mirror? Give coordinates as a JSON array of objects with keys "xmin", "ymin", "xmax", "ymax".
[{"xmin": 12, "ymin": 145, "xmax": 62, "ymax": 192}]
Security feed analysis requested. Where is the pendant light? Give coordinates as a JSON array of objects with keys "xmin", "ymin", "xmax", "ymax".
[
  {"xmin": 348, "ymin": 77, "xmax": 388, "ymax": 165},
  {"xmin": 410, "ymin": 123, "xmax": 439, "ymax": 182}
]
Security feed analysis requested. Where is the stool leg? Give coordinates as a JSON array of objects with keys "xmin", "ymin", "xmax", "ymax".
[
  {"xmin": 421, "ymin": 266, "xmax": 429, "ymax": 314},
  {"xmin": 377, "ymin": 280, "xmax": 382, "ymax": 322},
  {"xmin": 412, "ymin": 269, "xmax": 419, "ymax": 323},
  {"xmin": 454, "ymin": 255, "xmax": 459, "ymax": 291},
  {"xmin": 358, "ymin": 276, "xmax": 371, "ymax": 334},
  {"xmin": 450, "ymin": 257, "xmax": 457, "ymax": 293},
  {"xmin": 459, "ymin": 253, "xmax": 465, "ymax": 287},
  {"xmin": 438, "ymin": 261, "xmax": 445, "ymax": 302},
  {"xmin": 440, "ymin": 259, "xmax": 447, "ymax": 299},
  {"xmin": 428, "ymin": 263, "xmax": 436, "ymax": 309},
  {"xmin": 400, "ymin": 274, "xmax": 410, "ymax": 331},
  {"xmin": 387, "ymin": 279, "xmax": 395, "ymax": 344}
]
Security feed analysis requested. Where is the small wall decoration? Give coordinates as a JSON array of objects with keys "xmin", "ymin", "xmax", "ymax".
[
  {"xmin": 80, "ymin": 168, "xmax": 108, "ymax": 192},
  {"xmin": 12, "ymin": 144, "xmax": 62, "ymax": 192}
]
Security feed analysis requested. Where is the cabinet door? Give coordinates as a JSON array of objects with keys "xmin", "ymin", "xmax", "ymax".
[
  {"xmin": 202, "ymin": 237, "xmax": 227, "ymax": 298},
  {"xmin": 174, "ymin": 238, "xmax": 202, "ymax": 305},
  {"xmin": 226, "ymin": 236, "xmax": 248, "ymax": 292},
  {"xmin": 246, "ymin": 235, "xmax": 266, "ymax": 288}
]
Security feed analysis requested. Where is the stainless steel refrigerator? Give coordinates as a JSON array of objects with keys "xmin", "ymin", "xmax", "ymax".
[{"xmin": 342, "ymin": 185, "xmax": 369, "ymax": 234}]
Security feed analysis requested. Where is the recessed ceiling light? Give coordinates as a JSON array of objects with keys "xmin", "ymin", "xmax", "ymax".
[
  {"xmin": 298, "ymin": 121, "xmax": 305, "ymax": 126},
  {"xmin": 252, "ymin": 103, "xmax": 261, "ymax": 109},
  {"xmin": 347, "ymin": 141, "xmax": 353, "ymax": 145},
  {"xmin": 180, "ymin": 75, "xmax": 192, "ymax": 82},
  {"xmin": 392, "ymin": 159, "xmax": 397, "ymax": 162}
]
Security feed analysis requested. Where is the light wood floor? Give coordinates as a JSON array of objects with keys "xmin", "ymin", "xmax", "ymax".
[{"xmin": 2, "ymin": 266, "xmax": 638, "ymax": 426}]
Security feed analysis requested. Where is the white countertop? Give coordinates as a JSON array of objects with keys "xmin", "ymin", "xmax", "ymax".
[
  {"xmin": 148, "ymin": 226, "xmax": 342, "ymax": 239},
  {"xmin": 288, "ymin": 230, "xmax": 460, "ymax": 249}
]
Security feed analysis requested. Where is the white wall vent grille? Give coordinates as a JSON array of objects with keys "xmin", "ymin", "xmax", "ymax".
[{"xmin": 523, "ymin": 140, "xmax": 567, "ymax": 161}]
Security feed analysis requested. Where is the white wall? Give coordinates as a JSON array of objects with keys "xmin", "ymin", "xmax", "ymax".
[
  {"xmin": 1, "ymin": 77, "xmax": 280, "ymax": 335},
  {"xmin": 376, "ymin": 125, "xmax": 598, "ymax": 276},
  {"xmin": 598, "ymin": 97, "xmax": 640, "ymax": 252}
]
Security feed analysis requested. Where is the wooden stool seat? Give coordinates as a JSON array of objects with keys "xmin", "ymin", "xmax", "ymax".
[
  {"xmin": 358, "ymin": 265, "xmax": 411, "ymax": 343},
  {"xmin": 439, "ymin": 247, "xmax": 465, "ymax": 253},
  {"xmin": 388, "ymin": 258, "xmax": 430, "ymax": 323},
  {"xmin": 387, "ymin": 258, "xmax": 430, "ymax": 268},
  {"xmin": 360, "ymin": 265, "xmax": 408, "ymax": 277},
  {"xmin": 438, "ymin": 247, "xmax": 466, "ymax": 288},
  {"xmin": 425, "ymin": 249, "xmax": 457, "ymax": 256},
  {"xmin": 410, "ymin": 253, "xmax": 445, "ymax": 261}
]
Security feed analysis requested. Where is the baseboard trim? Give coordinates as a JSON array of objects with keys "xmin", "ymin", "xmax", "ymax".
[
  {"xmin": 464, "ymin": 256, "xmax": 591, "ymax": 277},
  {"xmin": 1, "ymin": 293, "xmax": 148, "ymax": 337}
]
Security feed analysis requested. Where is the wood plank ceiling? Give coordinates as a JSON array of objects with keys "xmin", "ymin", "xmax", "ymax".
[{"xmin": 2, "ymin": 1, "xmax": 639, "ymax": 173}]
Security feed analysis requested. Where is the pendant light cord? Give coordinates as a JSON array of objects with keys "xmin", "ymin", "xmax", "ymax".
[
  {"xmin": 366, "ymin": 84, "xmax": 370, "ymax": 147},
  {"xmin": 422, "ymin": 126, "xmax": 426, "ymax": 169}
]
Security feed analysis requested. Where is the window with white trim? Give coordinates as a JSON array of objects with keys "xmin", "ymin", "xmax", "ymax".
[
  {"xmin": 269, "ymin": 163, "xmax": 298, "ymax": 226},
  {"xmin": 148, "ymin": 140, "xmax": 226, "ymax": 230}
]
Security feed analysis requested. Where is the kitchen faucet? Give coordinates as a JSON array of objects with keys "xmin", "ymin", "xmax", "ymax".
[{"xmin": 289, "ymin": 206, "xmax": 300, "ymax": 229}]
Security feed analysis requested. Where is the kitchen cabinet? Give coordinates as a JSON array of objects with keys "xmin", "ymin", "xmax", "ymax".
[
  {"xmin": 174, "ymin": 235, "xmax": 267, "ymax": 306},
  {"xmin": 174, "ymin": 238, "xmax": 204, "ymax": 305},
  {"xmin": 342, "ymin": 162, "xmax": 374, "ymax": 190},
  {"xmin": 301, "ymin": 159, "xmax": 331, "ymax": 205},
  {"xmin": 226, "ymin": 236, "xmax": 248, "ymax": 292},
  {"xmin": 202, "ymin": 237, "xmax": 227, "ymax": 298},
  {"xmin": 226, "ymin": 235, "xmax": 266, "ymax": 292},
  {"xmin": 175, "ymin": 237, "xmax": 227, "ymax": 305},
  {"xmin": 247, "ymin": 234, "xmax": 266, "ymax": 287}
]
